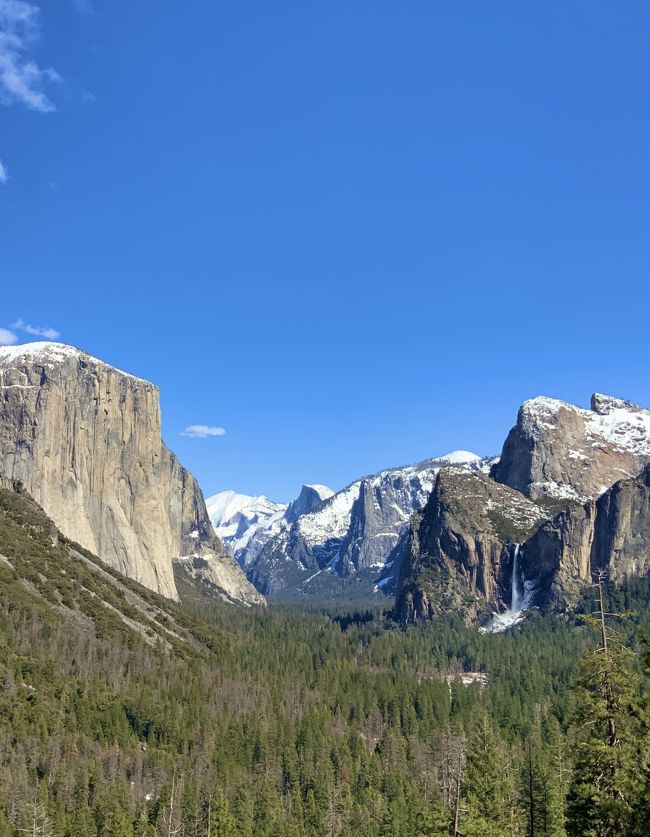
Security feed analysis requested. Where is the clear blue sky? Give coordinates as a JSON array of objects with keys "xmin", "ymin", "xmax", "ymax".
[{"xmin": 1, "ymin": 1, "xmax": 649, "ymax": 501}]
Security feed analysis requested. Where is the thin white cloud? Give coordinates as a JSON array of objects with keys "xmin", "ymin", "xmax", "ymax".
[
  {"xmin": 0, "ymin": 327, "xmax": 18, "ymax": 345},
  {"xmin": 11, "ymin": 318, "xmax": 60, "ymax": 339},
  {"xmin": 0, "ymin": 0, "xmax": 60, "ymax": 113},
  {"xmin": 180, "ymin": 425, "xmax": 227, "ymax": 439},
  {"xmin": 71, "ymin": 0, "xmax": 93, "ymax": 13},
  {"xmin": 0, "ymin": 158, "xmax": 7, "ymax": 182}
]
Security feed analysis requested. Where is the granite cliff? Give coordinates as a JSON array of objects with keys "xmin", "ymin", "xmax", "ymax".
[
  {"xmin": 0, "ymin": 342, "xmax": 263, "ymax": 606},
  {"xmin": 521, "ymin": 463, "xmax": 650, "ymax": 611},
  {"xmin": 492, "ymin": 393, "xmax": 650, "ymax": 502}
]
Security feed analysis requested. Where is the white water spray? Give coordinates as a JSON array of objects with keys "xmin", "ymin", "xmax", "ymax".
[
  {"xmin": 481, "ymin": 543, "xmax": 527, "ymax": 633},
  {"xmin": 510, "ymin": 543, "xmax": 524, "ymax": 613}
]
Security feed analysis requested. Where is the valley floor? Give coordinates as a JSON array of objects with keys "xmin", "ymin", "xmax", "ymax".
[{"xmin": 2, "ymin": 483, "xmax": 650, "ymax": 836}]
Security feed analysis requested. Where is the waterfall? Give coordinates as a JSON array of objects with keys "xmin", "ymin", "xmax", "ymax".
[
  {"xmin": 510, "ymin": 544, "xmax": 524, "ymax": 613},
  {"xmin": 480, "ymin": 543, "xmax": 529, "ymax": 633}
]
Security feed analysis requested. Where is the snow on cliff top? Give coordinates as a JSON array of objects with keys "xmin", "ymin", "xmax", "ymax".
[
  {"xmin": 305, "ymin": 484, "xmax": 335, "ymax": 499},
  {"xmin": 0, "ymin": 342, "xmax": 81, "ymax": 365},
  {"xmin": 521, "ymin": 393, "xmax": 650, "ymax": 457},
  {"xmin": 0, "ymin": 341, "xmax": 150, "ymax": 384}
]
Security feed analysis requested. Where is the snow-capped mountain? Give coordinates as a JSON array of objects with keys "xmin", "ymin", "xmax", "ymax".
[
  {"xmin": 207, "ymin": 491, "xmax": 286, "ymax": 544},
  {"xmin": 206, "ymin": 484, "xmax": 333, "ymax": 567},
  {"xmin": 492, "ymin": 393, "xmax": 650, "ymax": 502},
  {"xmin": 246, "ymin": 451, "xmax": 485, "ymax": 599}
]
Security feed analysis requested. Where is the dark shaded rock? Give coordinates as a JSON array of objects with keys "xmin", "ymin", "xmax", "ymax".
[{"xmin": 394, "ymin": 468, "xmax": 548, "ymax": 623}]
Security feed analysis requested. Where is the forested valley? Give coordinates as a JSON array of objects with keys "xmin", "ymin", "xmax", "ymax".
[{"xmin": 1, "ymin": 488, "xmax": 650, "ymax": 836}]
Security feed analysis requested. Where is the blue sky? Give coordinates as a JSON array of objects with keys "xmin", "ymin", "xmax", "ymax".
[{"xmin": 1, "ymin": 1, "xmax": 649, "ymax": 502}]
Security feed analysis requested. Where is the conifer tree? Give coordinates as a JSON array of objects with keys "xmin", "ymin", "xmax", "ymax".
[
  {"xmin": 566, "ymin": 574, "xmax": 643, "ymax": 837},
  {"xmin": 17, "ymin": 786, "xmax": 55, "ymax": 837},
  {"xmin": 520, "ymin": 712, "xmax": 567, "ymax": 836},
  {"xmin": 459, "ymin": 714, "xmax": 519, "ymax": 836},
  {"xmin": 66, "ymin": 803, "xmax": 97, "ymax": 837},
  {"xmin": 208, "ymin": 790, "xmax": 237, "ymax": 837}
]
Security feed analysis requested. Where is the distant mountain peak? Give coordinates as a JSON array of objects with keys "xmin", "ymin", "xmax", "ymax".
[
  {"xmin": 285, "ymin": 484, "xmax": 333, "ymax": 524},
  {"xmin": 206, "ymin": 483, "xmax": 336, "ymax": 568},
  {"xmin": 437, "ymin": 450, "xmax": 482, "ymax": 464}
]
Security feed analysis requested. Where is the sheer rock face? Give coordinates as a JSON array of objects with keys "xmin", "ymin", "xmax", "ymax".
[
  {"xmin": 0, "ymin": 342, "xmax": 263, "ymax": 605},
  {"xmin": 522, "ymin": 464, "xmax": 650, "ymax": 610},
  {"xmin": 394, "ymin": 468, "xmax": 548, "ymax": 622},
  {"xmin": 285, "ymin": 484, "xmax": 332, "ymax": 524},
  {"xmin": 491, "ymin": 394, "xmax": 650, "ymax": 503}
]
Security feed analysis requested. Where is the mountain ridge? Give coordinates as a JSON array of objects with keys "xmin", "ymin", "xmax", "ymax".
[{"xmin": 246, "ymin": 451, "xmax": 485, "ymax": 600}]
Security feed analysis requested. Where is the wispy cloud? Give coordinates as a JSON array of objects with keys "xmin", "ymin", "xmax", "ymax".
[
  {"xmin": 0, "ymin": 327, "xmax": 18, "ymax": 345},
  {"xmin": 11, "ymin": 318, "xmax": 60, "ymax": 339},
  {"xmin": 70, "ymin": 0, "xmax": 93, "ymax": 13},
  {"xmin": 0, "ymin": 0, "xmax": 60, "ymax": 113},
  {"xmin": 0, "ymin": 158, "xmax": 7, "ymax": 183},
  {"xmin": 180, "ymin": 425, "xmax": 227, "ymax": 439}
]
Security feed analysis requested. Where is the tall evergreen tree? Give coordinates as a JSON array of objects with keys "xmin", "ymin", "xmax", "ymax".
[
  {"xmin": 459, "ymin": 715, "xmax": 520, "ymax": 836},
  {"xmin": 520, "ymin": 712, "xmax": 567, "ymax": 836},
  {"xmin": 566, "ymin": 576, "xmax": 644, "ymax": 837}
]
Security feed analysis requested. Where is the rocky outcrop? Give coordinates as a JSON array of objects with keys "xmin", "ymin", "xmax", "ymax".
[
  {"xmin": 521, "ymin": 464, "xmax": 650, "ymax": 611},
  {"xmin": 0, "ymin": 342, "xmax": 263, "ymax": 605},
  {"xmin": 394, "ymin": 468, "xmax": 548, "ymax": 623},
  {"xmin": 492, "ymin": 394, "xmax": 650, "ymax": 503},
  {"xmin": 174, "ymin": 552, "xmax": 266, "ymax": 605}
]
